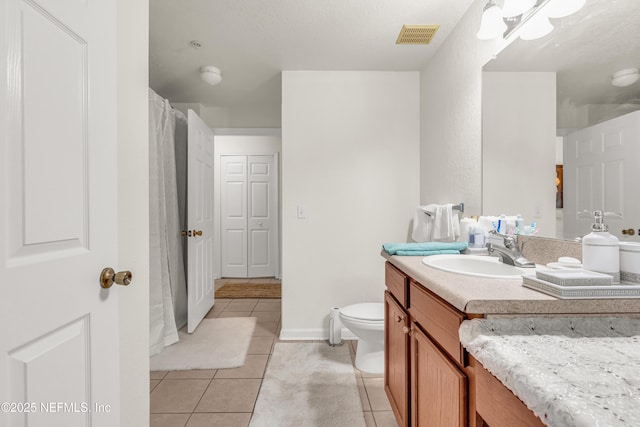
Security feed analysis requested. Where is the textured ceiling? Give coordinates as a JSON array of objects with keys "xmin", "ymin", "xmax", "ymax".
[
  {"xmin": 485, "ymin": 0, "xmax": 640, "ymax": 108},
  {"xmin": 149, "ymin": 0, "xmax": 475, "ymax": 109}
]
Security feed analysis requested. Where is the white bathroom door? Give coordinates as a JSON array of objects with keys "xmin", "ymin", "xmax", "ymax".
[
  {"xmin": 0, "ymin": 0, "xmax": 121, "ymax": 425},
  {"xmin": 221, "ymin": 156, "xmax": 249, "ymax": 277},
  {"xmin": 564, "ymin": 111, "xmax": 640, "ymax": 241},
  {"xmin": 187, "ymin": 110, "xmax": 215, "ymax": 333},
  {"xmin": 247, "ymin": 155, "xmax": 278, "ymax": 277}
]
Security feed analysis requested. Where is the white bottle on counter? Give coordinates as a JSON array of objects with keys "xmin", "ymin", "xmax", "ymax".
[{"xmin": 582, "ymin": 211, "xmax": 620, "ymax": 283}]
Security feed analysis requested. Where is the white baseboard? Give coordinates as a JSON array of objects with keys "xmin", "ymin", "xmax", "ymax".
[{"xmin": 279, "ymin": 328, "xmax": 357, "ymax": 341}]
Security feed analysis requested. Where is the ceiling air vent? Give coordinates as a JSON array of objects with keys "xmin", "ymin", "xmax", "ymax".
[{"xmin": 396, "ymin": 25, "xmax": 440, "ymax": 45}]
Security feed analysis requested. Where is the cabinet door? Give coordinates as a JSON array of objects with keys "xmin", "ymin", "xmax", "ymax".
[
  {"xmin": 411, "ymin": 326, "xmax": 467, "ymax": 427},
  {"xmin": 384, "ymin": 291, "xmax": 410, "ymax": 427}
]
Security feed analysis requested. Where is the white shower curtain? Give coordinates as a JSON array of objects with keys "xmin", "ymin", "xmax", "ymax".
[{"xmin": 149, "ymin": 89, "xmax": 188, "ymax": 356}]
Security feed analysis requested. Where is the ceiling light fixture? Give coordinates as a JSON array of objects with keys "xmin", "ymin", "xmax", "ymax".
[
  {"xmin": 477, "ymin": 0, "xmax": 507, "ymax": 40},
  {"xmin": 200, "ymin": 66, "xmax": 222, "ymax": 86},
  {"xmin": 545, "ymin": 0, "xmax": 586, "ymax": 18},
  {"xmin": 612, "ymin": 68, "xmax": 639, "ymax": 88},
  {"xmin": 501, "ymin": 0, "xmax": 536, "ymax": 18}
]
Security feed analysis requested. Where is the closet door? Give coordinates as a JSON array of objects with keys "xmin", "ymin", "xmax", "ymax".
[
  {"xmin": 221, "ymin": 156, "xmax": 248, "ymax": 277},
  {"xmin": 248, "ymin": 155, "xmax": 277, "ymax": 277}
]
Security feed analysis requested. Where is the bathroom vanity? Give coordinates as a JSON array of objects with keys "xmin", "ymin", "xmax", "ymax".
[{"xmin": 382, "ymin": 253, "xmax": 640, "ymax": 427}]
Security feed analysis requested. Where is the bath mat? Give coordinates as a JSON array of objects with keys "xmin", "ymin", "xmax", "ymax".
[
  {"xmin": 215, "ymin": 283, "xmax": 281, "ymax": 299},
  {"xmin": 249, "ymin": 343, "xmax": 366, "ymax": 427},
  {"xmin": 150, "ymin": 317, "xmax": 256, "ymax": 371}
]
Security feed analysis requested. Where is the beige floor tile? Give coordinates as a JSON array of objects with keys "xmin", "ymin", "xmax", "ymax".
[
  {"xmin": 363, "ymin": 378, "xmax": 393, "ymax": 411},
  {"xmin": 195, "ymin": 379, "xmax": 261, "ymax": 412},
  {"xmin": 226, "ymin": 301, "xmax": 258, "ymax": 311},
  {"xmin": 373, "ymin": 410, "xmax": 399, "ymax": 427},
  {"xmin": 150, "ymin": 380, "xmax": 160, "ymax": 392},
  {"xmin": 250, "ymin": 311, "xmax": 280, "ymax": 322},
  {"xmin": 164, "ymin": 370, "xmax": 217, "ymax": 380},
  {"xmin": 185, "ymin": 413, "xmax": 251, "ymax": 427},
  {"xmin": 150, "ymin": 379, "xmax": 210, "ymax": 413},
  {"xmin": 204, "ymin": 310, "xmax": 220, "ymax": 319},
  {"xmin": 247, "ymin": 337, "xmax": 275, "ymax": 355},
  {"xmin": 150, "ymin": 371, "xmax": 169, "ymax": 380},
  {"xmin": 231, "ymin": 298, "xmax": 259, "ymax": 304},
  {"xmin": 214, "ymin": 355, "xmax": 268, "ymax": 379},
  {"xmin": 150, "ymin": 413, "xmax": 190, "ymax": 427},
  {"xmin": 357, "ymin": 377, "xmax": 371, "ymax": 411},
  {"xmin": 252, "ymin": 321, "xmax": 279, "ymax": 337},
  {"xmin": 253, "ymin": 301, "xmax": 281, "ymax": 312},
  {"xmin": 217, "ymin": 311, "xmax": 252, "ymax": 318},
  {"xmin": 363, "ymin": 411, "xmax": 377, "ymax": 427}
]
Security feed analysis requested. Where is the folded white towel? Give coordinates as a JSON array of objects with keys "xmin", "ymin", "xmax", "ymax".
[{"xmin": 411, "ymin": 204, "xmax": 460, "ymax": 242}]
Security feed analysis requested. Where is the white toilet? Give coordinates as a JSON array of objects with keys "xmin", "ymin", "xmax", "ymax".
[{"xmin": 339, "ymin": 303, "xmax": 385, "ymax": 374}]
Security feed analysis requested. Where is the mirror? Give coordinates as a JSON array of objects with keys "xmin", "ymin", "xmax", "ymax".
[{"xmin": 482, "ymin": 0, "xmax": 640, "ymax": 239}]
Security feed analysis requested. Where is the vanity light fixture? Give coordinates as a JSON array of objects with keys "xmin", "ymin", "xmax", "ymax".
[
  {"xmin": 545, "ymin": 0, "xmax": 586, "ymax": 18},
  {"xmin": 200, "ymin": 66, "xmax": 222, "ymax": 86},
  {"xmin": 612, "ymin": 68, "xmax": 639, "ymax": 88},
  {"xmin": 501, "ymin": 0, "xmax": 536, "ymax": 18},
  {"xmin": 477, "ymin": 0, "xmax": 507, "ymax": 40},
  {"xmin": 519, "ymin": 12, "xmax": 554, "ymax": 40}
]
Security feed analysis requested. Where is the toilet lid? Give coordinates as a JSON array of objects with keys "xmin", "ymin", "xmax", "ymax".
[{"xmin": 340, "ymin": 303, "xmax": 384, "ymax": 321}]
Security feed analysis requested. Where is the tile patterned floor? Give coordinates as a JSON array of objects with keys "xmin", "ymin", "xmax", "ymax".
[{"xmin": 150, "ymin": 297, "xmax": 398, "ymax": 427}]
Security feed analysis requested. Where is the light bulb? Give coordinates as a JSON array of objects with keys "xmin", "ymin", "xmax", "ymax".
[
  {"xmin": 545, "ymin": 0, "xmax": 586, "ymax": 18},
  {"xmin": 477, "ymin": 1, "xmax": 507, "ymax": 40},
  {"xmin": 502, "ymin": 0, "xmax": 536, "ymax": 18}
]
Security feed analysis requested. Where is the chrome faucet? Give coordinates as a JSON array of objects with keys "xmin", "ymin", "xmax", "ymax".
[{"xmin": 485, "ymin": 230, "xmax": 535, "ymax": 268}]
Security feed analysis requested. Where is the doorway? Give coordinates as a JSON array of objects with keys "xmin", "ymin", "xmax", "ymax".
[{"xmin": 214, "ymin": 134, "xmax": 281, "ymax": 279}]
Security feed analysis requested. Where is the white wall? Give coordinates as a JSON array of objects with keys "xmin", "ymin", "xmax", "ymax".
[
  {"xmin": 420, "ymin": 1, "xmax": 506, "ymax": 217},
  {"xmin": 482, "ymin": 72, "xmax": 557, "ymax": 236},
  {"xmin": 173, "ymin": 104, "xmax": 281, "ymax": 129},
  {"xmin": 281, "ymin": 71, "xmax": 420, "ymax": 338},
  {"xmin": 117, "ymin": 0, "xmax": 149, "ymax": 425}
]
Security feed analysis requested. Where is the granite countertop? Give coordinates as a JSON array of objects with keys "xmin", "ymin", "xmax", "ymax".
[
  {"xmin": 459, "ymin": 316, "xmax": 640, "ymax": 427},
  {"xmin": 382, "ymin": 252, "xmax": 640, "ymax": 315}
]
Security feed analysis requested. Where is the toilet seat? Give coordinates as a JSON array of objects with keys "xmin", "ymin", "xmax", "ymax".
[{"xmin": 339, "ymin": 303, "xmax": 384, "ymax": 322}]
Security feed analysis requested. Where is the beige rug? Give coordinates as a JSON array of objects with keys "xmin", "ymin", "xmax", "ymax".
[
  {"xmin": 249, "ymin": 343, "xmax": 366, "ymax": 427},
  {"xmin": 215, "ymin": 283, "xmax": 281, "ymax": 299},
  {"xmin": 150, "ymin": 317, "xmax": 256, "ymax": 371}
]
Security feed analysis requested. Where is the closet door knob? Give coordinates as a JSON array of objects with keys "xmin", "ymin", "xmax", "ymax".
[
  {"xmin": 193, "ymin": 230, "xmax": 203, "ymax": 236},
  {"xmin": 622, "ymin": 228, "xmax": 635, "ymax": 235},
  {"xmin": 181, "ymin": 230, "xmax": 188, "ymax": 237}
]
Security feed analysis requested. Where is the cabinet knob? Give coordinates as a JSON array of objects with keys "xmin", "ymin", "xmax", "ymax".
[
  {"xmin": 402, "ymin": 326, "xmax": 412, "ymax": 336},
  {"xmin": 395, "ymin": 315, "xmax": 403, "ymax": 323},
  {"xmin": 622, "ymin": 228, "xmax": 635, "ymax": 235}
]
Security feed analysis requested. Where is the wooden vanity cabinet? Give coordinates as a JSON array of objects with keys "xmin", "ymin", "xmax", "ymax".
[
  {"xmin": 384, "ymin": 291, "xmax": 410, "ymax": 427},
  {"xmin": 384, "ymin": 262, "xmax": 470, "ymax": 427}
]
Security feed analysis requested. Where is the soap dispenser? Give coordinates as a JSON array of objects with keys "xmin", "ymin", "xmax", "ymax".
[{"xmin": 582, "ymin": 211, "xmax": 620, "ymax": 283}]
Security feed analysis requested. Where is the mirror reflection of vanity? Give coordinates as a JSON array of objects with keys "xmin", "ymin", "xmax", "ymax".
[{"xmin": 481, "ymin": 0, "xmax": 640, "ymax": 241}]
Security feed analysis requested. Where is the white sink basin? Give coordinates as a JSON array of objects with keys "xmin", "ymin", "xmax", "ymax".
[{"xmin": 421, "ymin": 254, "xmax": 531, "ymax": 279}]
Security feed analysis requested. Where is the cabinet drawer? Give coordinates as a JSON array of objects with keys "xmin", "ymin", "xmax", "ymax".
[
  {"xmin": 408, "ymin": 280, "xmax": 465, "ymax": 365},
  {"xmin": 385, "ymin": 262, "xmax": 408, "ymax": 307}
]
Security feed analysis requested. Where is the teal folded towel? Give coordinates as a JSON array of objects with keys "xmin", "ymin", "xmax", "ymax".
[{"xmin": 382, "ymin": 242, "xmax": 468, "ymax": 256}]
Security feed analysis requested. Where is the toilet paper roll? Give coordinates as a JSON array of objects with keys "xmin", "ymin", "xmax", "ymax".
[{"xmin": 329, "ymin": 307, "xmax": 342, "ymax": 346}]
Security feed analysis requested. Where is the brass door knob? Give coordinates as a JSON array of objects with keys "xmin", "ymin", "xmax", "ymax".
[
  {"xmin": 193, "ymin": 230, "xmax": 203, "ymax": 236},
  {"xmin": 622, "ymin": 228, "xmax": 635, "ymax": 235},
  {"xmin": 100, "ymin": 267, "xmax": 133, "ymax": 289},
  {"xmin": 181, "ymin": 230, "xmax": 188, "ymax": 237}
]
